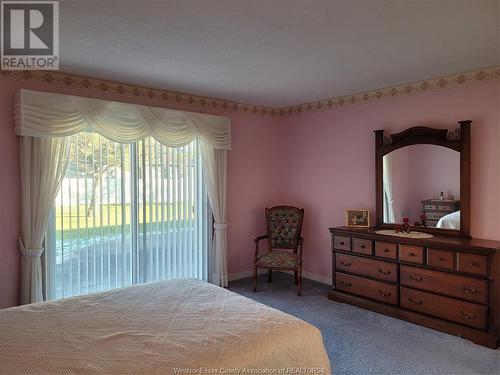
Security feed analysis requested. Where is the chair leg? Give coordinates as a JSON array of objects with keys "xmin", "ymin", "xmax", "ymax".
[
  {"xmin": 253, "ymin": 267, "xmax": 257, "ymax": 292},
  {"xmin": 294, "ymin": 271, "xmax": 298, "ymax": 285},
  {"xmin": 268, "ymin": 270, "xmax": 272, "ymax": 283},
  {"xmin": 297, "ymin": 269, "xmax": 302, "ymax": 296}
]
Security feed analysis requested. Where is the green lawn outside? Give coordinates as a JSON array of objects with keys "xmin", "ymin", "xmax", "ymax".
[
  {"xmin": 55, "ymin": 203, "xmax": 195, "ymax": 229},
  {"xmin": 55, "ymin": 203, "xmax": 197, "ymax": 241}
]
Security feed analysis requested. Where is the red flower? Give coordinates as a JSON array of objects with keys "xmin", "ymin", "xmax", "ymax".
[{"xmin": 403, "ymin": 217, "xmax": 409, "ymax": 223}]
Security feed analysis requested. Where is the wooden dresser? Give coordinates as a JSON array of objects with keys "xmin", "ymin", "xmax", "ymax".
[
  {"xmin": 329, "ymin": 226, "xmax": 500, "ymax": 348},
  {"xmin": 421, "ymin": 199, "xmax": 460, "ymax": 227}
]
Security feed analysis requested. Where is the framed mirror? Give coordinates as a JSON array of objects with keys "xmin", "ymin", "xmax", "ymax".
[{"xmin": 375, "ymin": 121, "xmax": 470, "ymax": 238}]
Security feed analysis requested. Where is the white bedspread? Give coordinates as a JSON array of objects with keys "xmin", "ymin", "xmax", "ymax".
[
  {"xmin": 0, "ymin": 278, "xmax": 331, "ymax": 374},
  {"xmin": 436, "ymin": 210, "xmax": 460, "ymax": 230}
]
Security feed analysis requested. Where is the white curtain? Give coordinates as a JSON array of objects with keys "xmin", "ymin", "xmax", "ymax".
[
  {"xmin": 16, "ymin": 89, "xmax": 231, "ymax": 303},
  {"xmin": 200, "ymin": 143, "xmax": 228, "ymax": 287},
  {"xmin": 20, "ymin": 137, "xmax": 70, "ymax": 304},
  {"xmin": 16, "ymin": 89, "xmax": 231, "ymax": 150},
  {"xmin": 383, "ymin": 154, "xmax": 395, "ymax": 223}
]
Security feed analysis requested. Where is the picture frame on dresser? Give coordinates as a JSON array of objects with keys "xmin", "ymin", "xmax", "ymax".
[
  {"xmin": 346, "ymin": 209, "xmax": 370, "ymax": 228},
  {"xmin": 328, "ymin": 121, "xmax": 500, "ymax": 349}
]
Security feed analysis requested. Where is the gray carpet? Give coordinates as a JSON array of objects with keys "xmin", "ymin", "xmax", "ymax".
[{"xmin": 228, "ymin": 272, "xmax": 500, "ymax": 375}]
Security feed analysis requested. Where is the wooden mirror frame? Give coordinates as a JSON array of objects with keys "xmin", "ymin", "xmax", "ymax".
[{"xmin": 375, "ymin": 120, "xmax": 471, "ymax": 238}]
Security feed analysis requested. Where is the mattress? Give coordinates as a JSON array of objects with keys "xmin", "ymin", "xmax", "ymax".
[{"xmin": 0, "ymin": 278, "xmax": 331, "ymax": 374}]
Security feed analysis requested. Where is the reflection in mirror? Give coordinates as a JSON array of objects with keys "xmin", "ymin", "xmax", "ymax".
[{"xmin": 383, "ymin": 144, "xmax": 460, "ymax": 230}]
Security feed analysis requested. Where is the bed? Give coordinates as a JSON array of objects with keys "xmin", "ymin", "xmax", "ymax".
[
  {"xmin": 0, "ymin": 278, "xmax": 331, "ymax": 374},
  {"xmin": 436, "ymin": 210, "xmax": 460, "ymax": 230}
]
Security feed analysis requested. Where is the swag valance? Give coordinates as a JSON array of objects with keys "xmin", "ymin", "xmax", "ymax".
[{"xmin": 15, "ymin": 89, "xmax": 231, "ymax": 150}]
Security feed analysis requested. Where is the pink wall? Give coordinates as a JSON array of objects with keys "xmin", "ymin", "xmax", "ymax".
[
  {"xmin": 0, "ymin": 79, "xmax": 280, "ymax": 308},
  {"xmin": 278, "ymin": 81, "xmax": 500, "ymax": 279}
]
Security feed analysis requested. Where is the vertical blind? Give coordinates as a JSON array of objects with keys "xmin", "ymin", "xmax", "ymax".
[{"xmin": 46, "ymin": 131, "xmax": 209, "ymax": 300}]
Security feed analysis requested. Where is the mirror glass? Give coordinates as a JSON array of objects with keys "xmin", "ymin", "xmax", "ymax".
[{"xmin": 383, "ymin": 144, "xmax": 460, "ymax": 230}]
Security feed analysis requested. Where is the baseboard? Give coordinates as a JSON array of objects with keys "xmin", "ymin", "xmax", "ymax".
[
  {"xmin": 280, "ymin": 270, "xmax": 331, "ymax": 285},
  {"xmin": 228, "ymin": 269, "xmax": 266, "ymax": 282},
  {"xmin": 301, "ymin": 271, "xmax": 331, "ymax": 285},
  {"xmin": 228, "ymin": 269, "xmax": 331, "ymax": 285}
]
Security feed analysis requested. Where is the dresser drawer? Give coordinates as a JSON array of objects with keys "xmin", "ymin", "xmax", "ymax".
[
  {"xmin": 352, "ymin": 238, "xmax": 372, "ymax": 255},
  {"xmin": 426, "ymin": 212, "xmax": 445, "ymax": 220},
  {"xmin": 426, "ymin": 220, "xmax": 439, "ymax": 227},
  {"xmin": 335, "ymin": 253, "xmax": 397, "ymax": 283},
  {"xmin": 334, "ymin": 236, "xmax": 351, "ymax": 251},
  {"xmin": 457, "ymin": 253, "xmax": 488, "ymax": 276},
  {"xmin": 427, "ymin": 249, "xmax": 454, "ymax": 270},
  {"xmin": 401, "ymin": 265, "xmax": 487, "ymax": 304},
  {"xmin": 375, "ymin": 241, "xmax": 397, "ymax": 259},
  {"xmin": 437, "ymin": 204, "xmax": 453, "ymax": 211},
  {"xmin": 401, "ymin": 287, "xmax": 488, "ymax": 330},
  {"xmin": 336, "ymin": 272, "xmax": 398, "ymax": 305},
  {"xmin": 399, "ymin": 245, "xmax": 424, "ymax": 264}
]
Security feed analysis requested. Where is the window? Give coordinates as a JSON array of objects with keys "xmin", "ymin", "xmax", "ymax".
[{"xmin": 46, "ymin": 132, "xmax": 209, "ymax": 300}]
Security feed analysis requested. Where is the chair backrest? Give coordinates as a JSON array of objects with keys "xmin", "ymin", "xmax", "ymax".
[{"xmin": 265, "ymin": 206, "xmax": 304, "ymax": 252}]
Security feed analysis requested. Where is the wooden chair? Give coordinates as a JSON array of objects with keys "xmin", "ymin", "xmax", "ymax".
[{"xmin": 253, "ymin": 206, "xmax": 304, "ymax": 296}]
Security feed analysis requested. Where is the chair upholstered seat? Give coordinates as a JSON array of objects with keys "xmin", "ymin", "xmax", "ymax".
[{"xmin": 256, "ymin": 251, "xmax": 298, "ymax": 269}]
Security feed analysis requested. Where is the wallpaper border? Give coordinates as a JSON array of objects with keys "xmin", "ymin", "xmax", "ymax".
[
  {"xmin": 0, "ymin": 70, "xmax": 277, "ymax": 116},
  {"xmin": 1, "ymin": 66, "xmax": 499, "ymax": 117},
  {"xmin": 279, "ymin": 66, "xmax": 500, "ymax": 116}
]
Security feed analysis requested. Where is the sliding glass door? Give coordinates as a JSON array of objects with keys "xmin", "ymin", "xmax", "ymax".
[
  {"xmin": 46, "ymin": 132, "xmax": 209, "ymax": 300},
  {"xmin": 136, "ymin": 138, "xmax": 210, "ymax": 284}
]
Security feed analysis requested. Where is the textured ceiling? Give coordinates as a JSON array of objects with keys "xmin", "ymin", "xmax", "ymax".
[{"xmin": 59, "ymin": 0, "xmax": 499, "ymax": 107}]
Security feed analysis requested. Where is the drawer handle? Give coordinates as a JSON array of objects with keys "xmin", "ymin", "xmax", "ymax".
[
  {"xmin": 339, "ymin": 241, "xmax": 345, "ymax": 246},
  {"xmin": 408, "ymin": 252, "xmax": 415, "ymax": 257},
  {"xmin": 383, "ymin": 248, "xmax": 390, "ymax": 253},
  {"xmin": 437, "ymin": 257, "xmax": 445, "ymax": 261},
  {"xmin": 378, "ymin": 290, "xmax": 391, "ymax": 297},
  {"xmin": 409, "ymin": 274, "xmax": 423, "ymax": 282},
  {"xmin": 360, "ymin": 245, "xmax": 366, "ymax": 249},
  {"xmin": 340, "ymin": 281, "xmax": 352, "ymax": 287},
  {"xmin": 378, "ymin": 268, "xmax": 391, "ymax": 275},
  {"xmin": 461, "ymin": 311, "xmax": 477, "ymax": 320},
  {"xmin": 469, "ymin": 262, "xmax": 479, "ymax": 267},
  {"xmin": 460, "ymin": 286, "xmax": 478, "ymax": 294},
  {"xmin": 409, "ymin": 298, "xmax": 423, "ymax": 305},
  {"xmin": 340, "ymin": 261, "xmax": 352, "ymax": 267}
]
